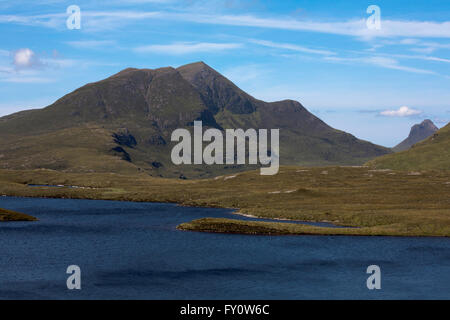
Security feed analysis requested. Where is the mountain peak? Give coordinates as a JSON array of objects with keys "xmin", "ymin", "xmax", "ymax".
[
  {"xmin": 394, "ymin": 119, "xmax": 439, "ymax": 152},
  {"xmin": 179, "ymin": 61, "xmax": 212, "ymax": 69},
  {"xmin": 418, "ymin": 119, "xmax": 439, "ymax": 131},
  {"xmin": 177, "ymin": 61, "xmax": 219, "ymax": 79}
]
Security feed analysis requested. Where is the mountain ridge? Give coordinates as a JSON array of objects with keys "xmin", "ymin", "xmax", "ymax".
[{"xmin": 0, "ymin": 62, "xmax": 391, "ymax": 178}]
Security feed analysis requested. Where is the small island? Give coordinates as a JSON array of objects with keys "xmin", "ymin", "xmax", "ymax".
[
  {"xmin": 177, "ymin": 217, "xmax": 449, "ymax": 237},
  {"xmin": 0, "ymin": 207, "xmax": 37, "ymax": 222}
]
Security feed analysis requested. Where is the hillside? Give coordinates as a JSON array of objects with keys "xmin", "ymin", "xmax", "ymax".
[
  {"xmin": 393, "ymin": 119, "xmax": 438, "ymax": 152},
  {"xmin": 0, "ymin": 62, "xmax": 390, "ymax": 178},
  {"xmin": 367, "ymin": 123, "xmax": 450, "ymax": 171}
]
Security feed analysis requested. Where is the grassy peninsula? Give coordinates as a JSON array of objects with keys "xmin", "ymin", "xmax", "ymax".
[
  {"xmin": 0, "ymin": 166, "xmax": 449, "ymax": 236},
  {"xmin": 0, "ymin": 207, "xmax": 37, "ymax": 222}
]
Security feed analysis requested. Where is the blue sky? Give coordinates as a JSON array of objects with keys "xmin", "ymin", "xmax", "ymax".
[{"xmin": 0, "ymin": 0, "xmax": 449, "ymax": 147}]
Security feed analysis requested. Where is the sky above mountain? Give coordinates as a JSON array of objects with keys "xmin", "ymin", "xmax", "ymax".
[{"xmin": 0, "ymin": 0, "xmax": 449, "ymax": 147}]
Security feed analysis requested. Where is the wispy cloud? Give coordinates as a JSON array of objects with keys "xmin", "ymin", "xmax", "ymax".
[
  {"xmin": 223, "ymin": 64, "xmax": 270, "ymax": 84},
  {"xmin": 398, "ymin": 54, "xmax": 450, "ymax": 64},
  {"xmin": 134, "ymin": 42, "xmax": 242, "ymax": 54},
  {"xmin": 250, "ymin": 39, "xmax": 335, "ymax": 56},
  {"xmin": 176, "ymin": 14, "xmax": 450, "ymax": 39},
  {"xmin": 383, "ymin": 38, "xmax": 450, "ymax": 53},
  {"xmin": 0, "ymin": 65, "xmax": 54, "ymax": 83},
  {"xmin": 2, "ymin": 76, "xmax": 54, "ymax": 83},
  {"xmin": 325, "ymin": 55, "xmax": 436, "ymax": 75},
  {"xmin": 380, "ymin": 106, "xmax": 422, "ymax": 117},
  {"xmin": 65, "ymin": 40, "xmax": 117, "ymax": 49},
  {"xmin": 2, "ymin": 10, "xmax": 450, "ymax": 39},
  {"xmin": 365, "ymin": 56, "xmax": 436, "ymax": 74},
  {"xmin": 111, "ymin": 0, "xmax": 173, "ymax": 3}
]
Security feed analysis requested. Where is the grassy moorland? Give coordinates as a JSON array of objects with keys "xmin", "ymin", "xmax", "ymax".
[
  {"xmin": 0, "ymin": 166, "xmax": 449, "ymax": 236},
  {"xmin": 0, "ymin": 207, "xmax": 37, "ymax": 222}
]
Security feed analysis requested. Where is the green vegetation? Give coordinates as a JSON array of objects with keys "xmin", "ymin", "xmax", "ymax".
[
  {"xmin": 367, "ymin": 123, "xmax": 450, "ymax": 171},
  {"xmin": 0, "ymin": 166, "xmax": 448, "ymax": 236},
  {"xmin": 0, "ymin": 207, "xmax": 37, "ymax": 222}
]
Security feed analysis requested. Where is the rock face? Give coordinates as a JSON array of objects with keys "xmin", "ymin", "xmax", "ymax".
[
  {"xmin": 394, "ymin": 119, "xmax": 439, "ymax": 152},
  {"xmin": 0, "ymin": 62, "xmax": 391, "ymax": 178}
]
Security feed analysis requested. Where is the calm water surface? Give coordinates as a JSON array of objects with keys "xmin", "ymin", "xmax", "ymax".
[{"xmin": 0, "ymin": 196, "xmax": 448, "ymax": 300}]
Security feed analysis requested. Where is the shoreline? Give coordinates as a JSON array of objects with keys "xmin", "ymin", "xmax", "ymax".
[
  {"xmin": 0, "ymin": 167, "xmax": 449, "ymax": 237},
  {"xmin": 2, "ymin": 194, "xmax": 448, "ymax": 238},
  {"xmin": 230, "ymin": 210, "xmax": 348, "ymax": 226},
  {"xmin": 0, "ymin": 193, "xmax": 355, "ymax": 230},
  {"xmin": 230, "ymin": 210, "xmax": 355, "ymax": 229}
]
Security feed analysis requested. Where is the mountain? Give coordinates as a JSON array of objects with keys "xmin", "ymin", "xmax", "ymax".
[
  {"xmin": 367, "ymin": 122, "xmax": 450, "ymax": 171},
  {"xmin": 0, "ymin": 62, "xmax": 390, "ymax": 178},
  {"xmin": 393, "ymin": 119, "xmax": 438, "ymax": 152}
]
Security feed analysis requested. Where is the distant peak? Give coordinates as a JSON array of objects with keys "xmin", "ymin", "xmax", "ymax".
[
  {"xmin": 414, "ymin": 119, "xmax": 438, "ymax": 131},
  {"xmin": 394, "ymin": 118, "xmax": 439, "ymax": 151},
  {"xmin": 177, "ymin": 61, "xmax": 216, "ymax": 73},
  {"xmin": 182, "ymin": 61, "xmax": 208, "ymax": 67},
  {"xmin": 112, "ymin": 67, "xmax": 139, "ymax": 75},
  {"xmin": 420, "ymin": 119, "xmax": 437, "ymax": 127}
]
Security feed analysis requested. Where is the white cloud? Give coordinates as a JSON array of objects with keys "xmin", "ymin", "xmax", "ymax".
[
  {"xmin": 134, "ymin": 42, "xmax": 242, "ymax": 54},
  {"xmin": 380, "ymin": 106, "xmax": 422, "ymax": 117},
  {"xmin": 250, "ymin": 39, "xmax": 335, "ymax": 56},
  {"xmin": 13, "ymin": 48, "xmax": 42, "ymax": 69}
]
